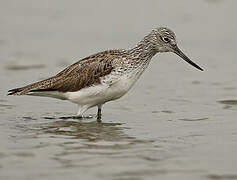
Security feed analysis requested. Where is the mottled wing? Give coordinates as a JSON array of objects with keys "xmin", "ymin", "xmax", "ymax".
[
  {"xmin": 8, "ymin": 50, "xmax": 125, "ymax": 95},
  {"xmin": 50, "ymin": 51, "xmax": 117, "ymax": 92}
]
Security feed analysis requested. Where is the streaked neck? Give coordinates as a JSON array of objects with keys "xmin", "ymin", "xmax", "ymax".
[{"xmin": 128, "ymin": 33, "xmax": 158, "ymax": 59}]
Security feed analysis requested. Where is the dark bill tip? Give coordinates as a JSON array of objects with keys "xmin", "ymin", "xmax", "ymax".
[{"xmin": 174, "ymin": 47, "xmax": 203, "ymax": 71}]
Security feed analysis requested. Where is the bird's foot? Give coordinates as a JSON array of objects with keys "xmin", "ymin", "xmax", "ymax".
[
  {"xmin": 96, "ymin": 114, "xmax": 102, "ymax": 122},
  {"xmin": 97, "ymin": 117, "xmax": 102, "ymax": 123}
]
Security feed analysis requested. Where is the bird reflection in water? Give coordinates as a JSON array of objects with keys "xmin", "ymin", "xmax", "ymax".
[{"xmin": 38, "ymin": 117, "xmax": 133, "ymax": 142}]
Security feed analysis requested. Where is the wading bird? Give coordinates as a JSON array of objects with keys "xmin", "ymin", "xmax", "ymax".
[{"xmin": 8, "ymin": 27, "xmax": 203, "ymax": 121}]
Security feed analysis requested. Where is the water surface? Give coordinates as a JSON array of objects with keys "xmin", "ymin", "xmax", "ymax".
[{"xmin": 1, "ymin": 1, "xmax": 237, "ymax": 179}]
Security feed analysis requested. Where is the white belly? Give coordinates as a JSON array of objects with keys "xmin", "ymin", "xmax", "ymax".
[{"xmin": 65, "ymin": 71, "xmax": 141, "ymax": 107}]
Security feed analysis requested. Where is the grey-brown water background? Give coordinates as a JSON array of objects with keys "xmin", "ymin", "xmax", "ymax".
[{"xmin": 1, "ymin": 1, "xmax": 237, "ymax": 180}]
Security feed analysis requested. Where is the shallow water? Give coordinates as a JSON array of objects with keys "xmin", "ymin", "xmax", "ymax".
[{"xmin": 1, "ymin": 0, "xmax": 237, "ymax": 179}]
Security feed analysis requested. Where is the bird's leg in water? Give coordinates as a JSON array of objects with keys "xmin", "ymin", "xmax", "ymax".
[{"xmin": 97, "ymin": 104, "xmax": 102, "ymax": 122}]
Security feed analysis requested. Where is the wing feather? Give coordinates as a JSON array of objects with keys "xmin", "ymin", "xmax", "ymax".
[{"xmin": 8, "ymin": 50, "xmax": 125, "ymax": 95}]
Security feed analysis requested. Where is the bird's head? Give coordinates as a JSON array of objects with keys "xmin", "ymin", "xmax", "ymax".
[{"xmin": 148, "ymin": 27, "xmax": 203, "ymax": 71}]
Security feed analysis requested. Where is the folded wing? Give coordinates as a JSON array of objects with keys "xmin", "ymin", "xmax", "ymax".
[{"xmin": 8, "ymin": 50, "xmax": 124, "ymax": 95}]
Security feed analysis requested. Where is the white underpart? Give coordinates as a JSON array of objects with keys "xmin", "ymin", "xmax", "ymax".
[
  {"xmin": 28, "ymin": 91, "xmax": 67, "ymax": 100},
  {"xmin": 27, "ymin": 65, "xmax": 148, "ymax": 117},
  {"xmin": 66, "ymin": 66, "xmax": 147, "ymax": 116}
]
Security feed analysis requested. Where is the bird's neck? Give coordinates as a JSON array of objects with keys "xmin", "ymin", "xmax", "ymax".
[{"xmin": 128, "ymin": 34, "xmax": 158, "ymax": 61}]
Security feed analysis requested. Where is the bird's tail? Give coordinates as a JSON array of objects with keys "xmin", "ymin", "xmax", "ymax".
[
  {"xmin": 8, "ymin": 87, "xmax": 26, "ymax": 96},
  {"xmin": 8, "ymin": 77, "xmax": 60, "ymax": 96}
]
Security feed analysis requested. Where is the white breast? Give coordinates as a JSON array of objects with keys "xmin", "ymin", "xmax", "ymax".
[{"xmin": 65, "ymin": 68, "xmax": 144, "ymax": 108}]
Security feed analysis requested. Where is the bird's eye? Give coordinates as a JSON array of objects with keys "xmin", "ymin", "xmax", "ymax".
[{"xmin": 162, "ymin": 37, "xmax": 170, "ymax": 43}]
